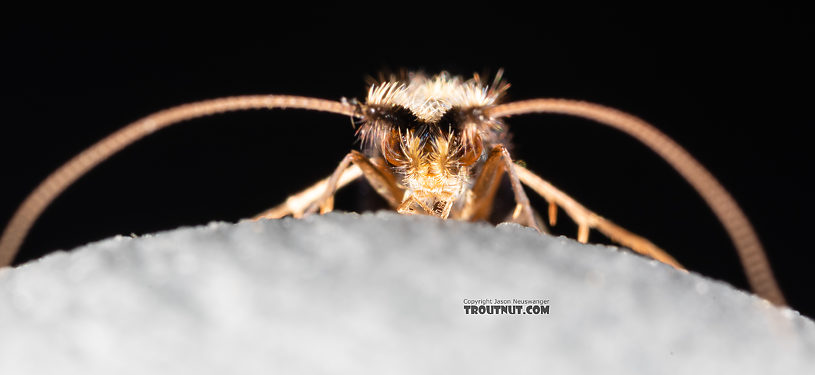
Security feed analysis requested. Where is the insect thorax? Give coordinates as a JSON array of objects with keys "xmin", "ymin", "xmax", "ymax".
[{"xmin": 354, "ymin": 72, "xmax": 509, "ymax": 218}]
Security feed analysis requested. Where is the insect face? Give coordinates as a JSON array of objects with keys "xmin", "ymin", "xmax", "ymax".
[{"xmin": 357, "ymin": 72, "xmax": 506, "ymax": 218}]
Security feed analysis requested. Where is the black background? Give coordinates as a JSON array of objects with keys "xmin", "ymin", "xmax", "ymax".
[{"xmin": 2, "ymin": 8, "xmax": 812, "ymax": 317}]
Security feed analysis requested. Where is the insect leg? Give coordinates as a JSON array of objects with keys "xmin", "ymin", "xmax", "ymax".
[
  {"xmin": 513, "ymin": 164, "xmax": 683, "ymax": 269},
  {"xmin": 304, "ymin": 150, "xmax": 403, "ymax": 216},
  {"xmin": 456, "ymin": 147, "xmax": 509, "ymax": 222},
  {"xmin": 475, "ymin": 145, "xmax": 542, "ymax": 231},
  {"xmin": 252, "ymin": 164, "xmax": 364, "ymax": 220}
]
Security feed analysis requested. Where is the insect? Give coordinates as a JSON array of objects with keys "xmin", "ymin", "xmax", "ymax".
[{"xmin": 0, "ymin": 71, "xmax": 785, "ymax": 306}]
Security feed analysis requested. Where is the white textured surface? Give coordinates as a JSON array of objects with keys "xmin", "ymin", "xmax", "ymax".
[{"xmin": 0, "ymin": 212, "xmax": 813, "ymax": 374}]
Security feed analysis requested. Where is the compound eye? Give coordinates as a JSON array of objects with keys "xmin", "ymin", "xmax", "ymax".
[
  {"xmin": 458, "ymin": 132, "xmax": 483, "ymax": 166},
  {"xmin": 382, "ymin": 129, "xmax": 405, "ymax": 166}
]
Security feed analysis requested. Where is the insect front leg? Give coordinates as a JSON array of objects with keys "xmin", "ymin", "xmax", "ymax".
[
  {"xmin": 513, "ymin": 165, "xmax": 683, "ymax": 269},
  {"xmin": 461, "ymin": 145, "xmax": 542, "ymax": 231},
  {"xmin": 455, "ymin": 147, "xmax": 509, "ymax": 222},
  {"xmin": 252, "ymin": 165, "xmax": 364, "ymax": 220},
  {"xmin": 305, "ymin": 150, "xmax": 403, "ymax": 216}
]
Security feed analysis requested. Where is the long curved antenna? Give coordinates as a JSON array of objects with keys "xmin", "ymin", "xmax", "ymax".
[
  {"xmin": 0, "ymin": 96, "xmax": 357, "ymax": 267},
  {"xmin": 487, "ymin": 99, "xmax": 785, "ymax": 306}
]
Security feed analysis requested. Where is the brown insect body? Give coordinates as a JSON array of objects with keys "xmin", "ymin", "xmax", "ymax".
[{"xmin": 0, "ymin": 70, "xmax": 786, "ymax": 306}]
